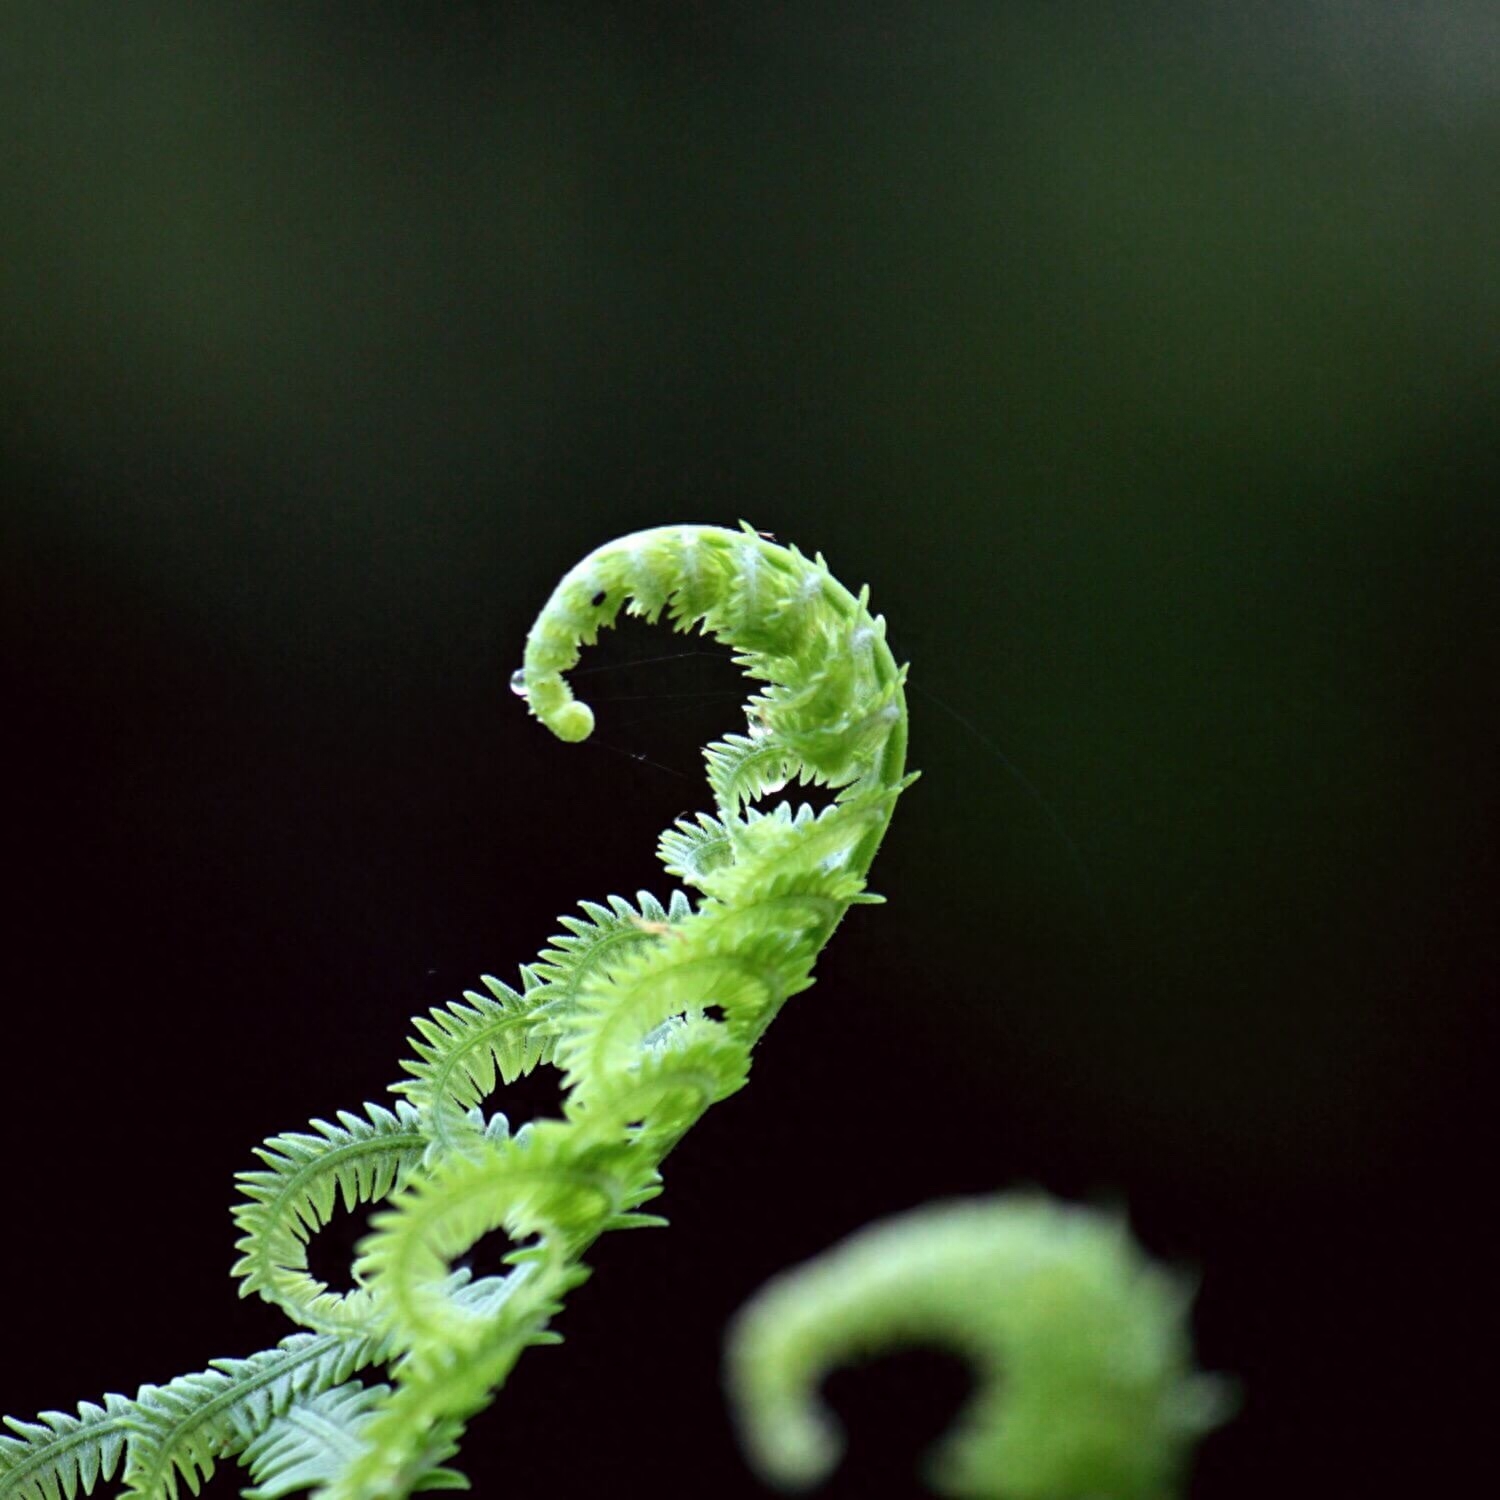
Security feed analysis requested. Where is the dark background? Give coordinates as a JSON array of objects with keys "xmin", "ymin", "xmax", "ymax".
[{"xmin": 2, "ymin": 4, "xmax": 1494, "ymax": 1497}]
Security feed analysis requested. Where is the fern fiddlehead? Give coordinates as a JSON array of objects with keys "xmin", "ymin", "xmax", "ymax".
[
  {"xmin": 1, "ymin": 523, "xmax": 913, "ymax": 1500},
  {"xmin": 726, "ymin": 1194, "xmax": 1230, "ymax": 1500}
]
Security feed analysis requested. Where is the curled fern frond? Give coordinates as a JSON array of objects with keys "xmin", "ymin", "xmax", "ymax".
[
  {"xmin": 725, "ymin": 1194, "xmax": 1231, "ymax": 1500},
  {"xmin": 388, "ymin": 893, "xmax": 698, "ymax": 1155},
  {"xmin": 592, "ymin": 1011, "xmax": 750, "ymax": 1151},
  {"xmin": 353, "ymin": 1119, "xmax": 651, "ymax": 1358},
  {"xmin": 231, "ymin": 1103, "xmax": 430, "ymax": 1333},
  {"xmin": 704, "ymin": 730, "xmax": 802, "ymax": 813},
  {"xmin": 6, "ymin": 526, "xmax": 914, "ymax": 1500},
  {"xmin": 551, "ymin": 913, "xmax": 808, "ymax": 1110},
  {"xmin": 528, "ymin": 889, "xmax": 696, "ymax": 1030},
  {"xmin": 656, "ymin": 810, "xmax": 735, "ymax": 887},
  {"xmin": 389, "ymin": 974, "xmax": 548, "ymax": 1157}
]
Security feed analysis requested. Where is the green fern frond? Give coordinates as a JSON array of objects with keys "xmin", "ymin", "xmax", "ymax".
[
  {"xmin": 726, "ymin": 1194, "xmax": 1231, "ymax": 1500},
  {"xmin": 239, "ymin": 1382, "xmax": 467, "ymax": 1498},
  {"xmin": 311, "ymin": 1342, "xmax": 521, "ymax": 1500},
  {"xmin": 703, "ymin": 731, "xmax": 800, "ymax": 813},
  {"xmin": 0, "ymin": 1393, "xmax": 134, "ymax": 1500},
  {"xmin": 239, "ymin": 1382, "xmax": 384, "ymax": 1500},
  {"xmin": 353, "ymin": 1121, "xmax": 645, "ymax": 1359},
  {"xmin": 232, "ymin": 1104, "xmax": 429, "ymax": 1333},
  {"xmin": 121, "ymin": 1333, "xmax": 387, "ymax": 1500},
  {"xmin": 732, "ymin": 788, "xmax": 903, "ymax": 881},
  {"xmin": 550, "ymin": 906, "xmax": 818, "ymax": 1107},
  {"xmin": 569, "ymin": 1011, "xmax": 752, "ymax": 1149},
  {"xmin": 656, "ymin": 810, "xmax": 734, "ymax": 887},
  {"xmin": 327, "ymin": 1264, "xmax": 592, "ymax": 1500},
  {"xmin": 693, "ymin": 863, "xmax": 865, "ymax": 965},
  {"xmin": 528, "ymin": 890, "xmax": 695, "ymax": 1018},
  {"xmin": 7, "ymin": 526, "xmax": 917, "ymax": 1500},
  {"xmin": 389, "ymin": 974, "xmax": 550, "ymax": 1155}
]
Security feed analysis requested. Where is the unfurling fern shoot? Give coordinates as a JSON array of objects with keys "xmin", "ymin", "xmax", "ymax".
[
  {"xmin": 0, "ymin": 524, "xmax": 915, "ymax": 1500},
  {"xmin": 727, "ymin": 1193, "xmax": 1230, "ymax": 1500}
]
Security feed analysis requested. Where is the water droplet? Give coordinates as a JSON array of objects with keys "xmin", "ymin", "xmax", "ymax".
[{"xmin": 509, "ymin": 668, "xmax": 528, "ymax": 697}]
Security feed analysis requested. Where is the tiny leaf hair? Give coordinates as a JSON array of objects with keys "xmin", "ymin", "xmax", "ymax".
[
  {"xmin": 1, "ymin": 523, "xmax": 913, "ymax": 1500},
  {"xmin": 726, "ymin": 1193, "xmax": 1230, "ymax": 1500}
]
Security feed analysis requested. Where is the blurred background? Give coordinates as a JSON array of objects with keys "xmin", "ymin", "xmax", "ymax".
[{"xmin": 2, "ymin": 3, "xmax": 1494, "ymax": 1496}]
